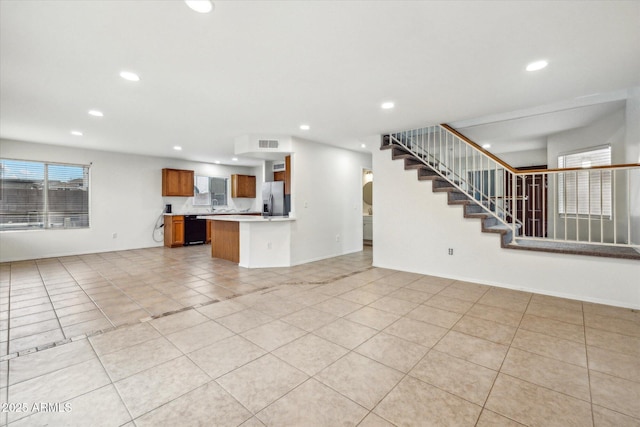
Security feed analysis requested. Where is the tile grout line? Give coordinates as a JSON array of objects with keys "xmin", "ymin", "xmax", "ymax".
[
  {"xmin": 371, "ymin": 280, "xmax": 491, "ymax": 426},
  {"xmin": 0, "ymin": 266, "xmax": 374, "ymax": 363},
  {"xmin": 583, "ymin": 301, "xmax": 596, "ymax": 427},
  {"xmin": 58, "ymin": 258, "xmax": 118, "ymax": 333},
  {"xmin": 473, "ymin": 290, "xmax": 532, "ymax": 426},
  {"xmin": 26, "ymin": 261, "xmax": 67, "ymax": 343},
  {"xmin": 3, "ymin": 263, "xmax": 13, "ymax": 368},
  {"xmin": 1, "ymin": 264, "xmax": 13, "ymax": 427}
]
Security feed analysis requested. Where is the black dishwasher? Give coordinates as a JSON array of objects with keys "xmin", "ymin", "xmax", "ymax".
[{"xmin": 183, "ymin": 215, "xmax": 206, "ymax": 245}]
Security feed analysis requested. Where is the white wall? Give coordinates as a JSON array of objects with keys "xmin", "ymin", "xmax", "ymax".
[
  {"xmin": 0, "ymin": 139, "xmax": 260, "ymax": 262},
  {"xmin": 547, "ymin": 108, "xmax": 626, "ymax": 167},
  {"xmin": 626, "ymin": 88, "xmax": 640, "ymax": 245},
  {"xmin": 546, "ymin": 108, "xmax": 631, "ymax": 242},
  {"xmin": 289, "ymin": 138, "xmax": 372, "ymax": 265},
  {"xmin": 373, "ymin": 146, "xmax": 640, "ymax": 309},
  {"xmin": 499, "ymin": 148, "xmax": 547, "ymax": 168}
]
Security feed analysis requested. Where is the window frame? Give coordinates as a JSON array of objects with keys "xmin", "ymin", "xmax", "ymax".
[
  {"xmin": 557, "ymin": 145, "xmax": 612, "ymax": 219},
  {"xmin": 193, "ymin": 175, "xmax": 228, "ymax": 208},
  {"xmin": 0, "ymin": 158, "xmax": 91, "ymax": 231}
]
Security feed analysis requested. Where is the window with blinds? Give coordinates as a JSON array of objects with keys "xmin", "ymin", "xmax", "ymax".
[
  {"xmin": 193, "ymin": 175, "xmax": 228, "ymax": 207},
  {"xmin": 0, "ymin": 159, "xmax": 90, "ymax": 230},
  {"xmin": 557, "ymin": 146, "xmax": 611, "ymax": 217}
]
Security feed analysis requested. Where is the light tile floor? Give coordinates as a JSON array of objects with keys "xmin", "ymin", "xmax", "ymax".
[{"xmin": 1, "ymin": 245, "xmax": 639, "ymax": 426}]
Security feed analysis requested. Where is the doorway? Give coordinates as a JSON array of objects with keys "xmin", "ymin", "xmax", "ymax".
[
  {"xmin": 363, "ymin": 169, "xmax": 373, "ymax": 246},
  {"xmin": 505, "ymin": 166, "xmax": 548, "ymax": 238}
]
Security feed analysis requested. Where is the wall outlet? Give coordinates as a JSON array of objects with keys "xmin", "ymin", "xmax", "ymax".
[
  {"xmin": 336, "ymin": 234, "xmax": 341, "ymax": 242},
  {"xmin": 448, "ymin": 248, "xmax": 453, "ymax": 255},
  {"xmin": 267, "ymin": 241, "xmax": 272, "ymax": 249},
  {"xmin": 304, "ymin": 201, "xmax": 308, "ymax": 208},
  {"xmin": 112, "ymin": 233, "xmax": 118, "ymax": 239}
]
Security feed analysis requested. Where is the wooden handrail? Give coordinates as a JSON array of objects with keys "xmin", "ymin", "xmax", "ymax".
[
  {"xmin": 515, "ymin": 163, "xmax": 640, "ymax": 174},
  {"xmin": 440, "ymin": 123, "xmax": 640, "ymax": 175},
  {"xmin": 440, "ymin": 123, "xmax": 518, "ymax": 174}
]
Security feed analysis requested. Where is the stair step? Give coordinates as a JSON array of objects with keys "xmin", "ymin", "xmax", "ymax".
[
  {"xmin": 465, "ymin": 204, "xmax": 485, "ymax": 214},
  {"xmin": 448, "ymin": 191, "xmax": 469, "ymax": 201},
  {"xmin": 404, "ymin": 158, "xmax": 425, "ymax": 170},
  {"xmin": 506, "ymin": 240, "xmax": 640, "ymax": 260},
  {"xmin": 483, "ymin": 217, "xmax": 500, "ymax": 228},
  {"xmin": 392, "ymin": 152, "xmax": 413, "ymax": 161},
  {"xmin": 418, "ymin": 169, "xmax": 439, "ymax": 180},
  {"xmin": 483, "ymin": 224, "xmax": 511, "ymax": 233},
  {"xmin": 432, "ymin": 180, "xmax": 456, "ymax": 191},
  {"xmin": 381, "ymin": 135, "xmax": 392, "ymax": 148}
]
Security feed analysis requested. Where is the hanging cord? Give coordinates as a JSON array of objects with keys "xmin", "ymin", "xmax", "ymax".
[{"xmin": 152, "ymin": 209, "xmax": 165, "ymax": 243}]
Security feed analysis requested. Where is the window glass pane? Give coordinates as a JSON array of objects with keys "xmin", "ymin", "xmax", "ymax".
[
  {"xmin": 47, "ymin": 164, "xmax": 89, "ymax": 228},
  {"xmin": 211, "ymin": 177, "xmax": 227, "ymax": 206},
  {"xmin": 0, "ymin": 159, "xmax": 45, "ymax": 229}
]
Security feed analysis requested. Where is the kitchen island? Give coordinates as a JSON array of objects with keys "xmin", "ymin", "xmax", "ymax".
[{"xmin": 198, "ymin": 215, "xmax": 295, "ymax": 268}]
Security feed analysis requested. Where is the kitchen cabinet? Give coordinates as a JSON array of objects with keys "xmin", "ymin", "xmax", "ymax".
[
  {"xmin": 273, "ymin": 171, "xmax": 285, "ymax": 182},
  {"xmin": 210, "ymin": 220, "xmax": 240, "ymax": 263},
  {"xmin": 284, "ymin": 155, "xmax": 291, "ymax": 195},
  {"xmin": 231, "ymin": 174, "xmax": 256, "ymax": 198},
  {"xmin": 162, "ymin": 168, "xmax": 194, "ymax": 197},
  {"xmin": 164, "ymin": 215, "xmax": 185, "ymax": 247}
]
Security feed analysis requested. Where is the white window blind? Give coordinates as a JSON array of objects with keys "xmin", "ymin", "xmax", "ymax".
[
  {"xmin": 0, "ymin": 159, "xmax": 90, "ymax": 230},
  {"xmin": 557, "ymin": 147, "xmax": 611, "ymax": 217}
]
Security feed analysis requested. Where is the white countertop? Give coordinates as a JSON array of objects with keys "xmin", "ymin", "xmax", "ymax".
[{"xmin": 197, "ymin": 215, "xmax": 295, "ymax": 222}]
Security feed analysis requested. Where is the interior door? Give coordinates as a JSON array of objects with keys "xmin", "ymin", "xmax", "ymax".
[{"xmin": 505, "ymin": 167, "xmax": 548, "ymax": 238}]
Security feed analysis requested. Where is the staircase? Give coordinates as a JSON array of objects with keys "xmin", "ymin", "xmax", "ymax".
[{"xmin": 381, "ymin": 127, "xmax": 640, "ymax": 260}]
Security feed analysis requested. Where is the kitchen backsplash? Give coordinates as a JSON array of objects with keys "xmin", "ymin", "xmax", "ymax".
[{"xmin": 162, "ymin": 196, "xmax": 258, "ymax": 214}]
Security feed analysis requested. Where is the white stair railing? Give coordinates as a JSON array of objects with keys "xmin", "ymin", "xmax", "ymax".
[{"xmin": 388, "ymin": 124, "xmax": 640, "ymax": 249}]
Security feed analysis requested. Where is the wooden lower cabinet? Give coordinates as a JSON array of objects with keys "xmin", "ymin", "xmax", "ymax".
[
  {"xmin": 210, "ymin": 220, "xmax": 239, "ymax": 263},
  {"xmin": 164, "ymin": 215, "xmax": 185, "ymax": 247}
]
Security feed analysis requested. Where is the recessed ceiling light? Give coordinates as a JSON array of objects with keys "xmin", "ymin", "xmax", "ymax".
[
  {"xmin": 173, "ymin": 146, "xmax": 182, "ymax": 151},
  {"xmin": 119, "ymin": 71, "xmax": 140, "ymax": 82},
  {"xmin": 232, "ymin": 157, "xmax": 238, "ymax": 161},
  {"xmin": 381, "ymin": 102, "xmax": 395, "ymax": 109},
  {"xmin": 361, "ymin": 143, "xmax": 366, "ymax": 148},
  {"xmin": 185, "ymin": 0, "xmax": 214, "ymax": 13},
  {"xmin": 88, "ymin": 110, "xmax": 103, "ymax": 117},
  {"xmin": 215, "ymin": 161, "xmax": 221, "ymax": 164},
  {"xmin": 482, "ymin": 144, "xmax": 491, "ymax": 149},
  {"xmin": 70, "ymin": 130, "xmax": 83, "ymax": 136},
  {"xmin": 299, "ymin": 124, "xmax": 310, "ymax": 131},
  {"xmin": 526, "ymin": 60, "xmax": 548, "ymax": 71}
]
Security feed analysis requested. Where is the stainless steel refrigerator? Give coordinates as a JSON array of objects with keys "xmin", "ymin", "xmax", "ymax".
[{"xmin": 261, "ymin": 181, "xmax": 285, "ymax": 216}]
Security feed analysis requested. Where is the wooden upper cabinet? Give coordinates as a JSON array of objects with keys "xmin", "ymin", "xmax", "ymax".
[
  {"xmin": 231, "ymin": 174, "xmax": 256, "ymax": 198},
  {"xmin": 284, "ymin": 155, "xmax": 291, "ymax": 195},
  {"xmin": 273, "ymin": 171, "xmax": 285, "ymax": 182},
  {"xmin": 162, "ymin": 168, "xmax": 194, "ymax": 197}
]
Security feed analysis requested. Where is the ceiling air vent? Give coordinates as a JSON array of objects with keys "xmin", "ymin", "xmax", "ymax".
[
  {"xmin": 273, "ymin": 162, "xmax": 285, "ymax": 171},
  {"xmin": 258, "ymin": 139, "xmax": 279, "ymax": 149}
]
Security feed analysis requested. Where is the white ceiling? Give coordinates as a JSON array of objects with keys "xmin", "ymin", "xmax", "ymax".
[
  {"xmin": 454, "ymin": 98, "xmax": 627, "ymax": 154},
  {"xmin": 1, "ymin": 1, "xmax": 639, "ymax": 166}
]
